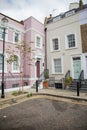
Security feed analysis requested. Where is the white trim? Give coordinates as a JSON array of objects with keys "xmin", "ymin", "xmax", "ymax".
[
  {"xmin": 11, "ymin": 54, "xmax": 20, "ymax": 73},
  {"xmin": 34, "ymin": 53, "xmax": 44, "ymax": 78},
  {"xmin": 71, "ymin": 54, "xmax": 82, "ymax": 79},
  {"xmin": 50, "ymin": 36, "xmax": 60, "ymax": 52},
  {"xmin": 35, "ymin": 34, "xmax": 42, "ymax": 49},
  {"xmin": 0, "ymin": 52, "xmax": 7, "ymax": 73},
  {"xmin": 82, "ymin": 53, "xmax": 87, "ymax": 79},
  {"xmin": 13, "ymin": 30, "xmax": 21, "ymax": 44},
  {"xmin": 51, "ymin": 56, "xmax": 63, "ymax": 74},
  {"xmin": 65, "ymin": 33, "xmax": 77, "ymax": 50}
]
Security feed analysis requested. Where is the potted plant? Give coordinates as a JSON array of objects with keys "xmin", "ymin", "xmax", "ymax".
[
  {"xmin": 43, "ymin": 69, "xmax": 49, "ymax": 88},
  {"xmin": 65, "ymin": 76, "xmax": 72, "ymax": 89}
]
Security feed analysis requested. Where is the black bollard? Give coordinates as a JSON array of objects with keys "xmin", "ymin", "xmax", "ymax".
[
  {"xmin": 36, "ymin": 80, "xmax": 38, "ymax": 92},
  {"xmin": 77, "ymin": 81, "xmax": 80, "ymax": 96}
]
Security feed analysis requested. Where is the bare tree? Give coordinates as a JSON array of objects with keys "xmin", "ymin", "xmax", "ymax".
[{"xmin": 6, "ymin": 41, "xmax": 35, "ymax": 92}]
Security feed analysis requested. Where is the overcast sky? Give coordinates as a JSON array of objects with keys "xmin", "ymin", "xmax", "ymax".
[{"xmin": 0, "ymin": 0, "xmax": 87, "ymax": 23}]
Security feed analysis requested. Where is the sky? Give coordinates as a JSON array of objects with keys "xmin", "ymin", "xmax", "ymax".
[{"xmin": 0, "ymin": 0, "xmax": 87, "ymax": 23}]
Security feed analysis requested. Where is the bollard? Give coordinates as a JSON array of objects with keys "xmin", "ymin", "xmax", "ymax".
[
  {"xmin": 36, "ymin": 80, "xmax": 38, "ymax": 92},
  {"xmin": 77, "ymin": 81, "xmax": 80, "ymax": 96}
]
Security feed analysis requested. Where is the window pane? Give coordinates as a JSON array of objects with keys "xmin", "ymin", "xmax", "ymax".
[
  {"xmin": 0, "ymin": 29, "xmax": 3, "ymax": 39},
  {"xmin": 67, "ymin": 34, "xmax": 75, "ymax": 48},
  {"xmin": 13, "ymin": 56, "xmax": 19, "ymax": 71},
  {"xmin": 36, "ymin": 36, "xmax": 40, "ymax": 47},
  {"xmin": 15, "ymin": 33, "xmax": 19, "ymax": 42},
  {"xmin": 52, "ymin": 38, "xmax": 59, "ymax": 50},
  {"xmin": 54, "ymin": 59, "xmax": 62, "ymax": 73}
]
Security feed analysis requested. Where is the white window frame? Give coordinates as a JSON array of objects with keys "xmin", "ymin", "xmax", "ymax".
[
  {"xmin": 35, "ymin": 34, "xmax": 42, "ymax": 48},
  {"xmin": 0, "ymin": 52, "xmax": 7, "ymax": 73},
  {"xmin": 52, "ymin": 57, "xmax": 63, "ymax": 74},
  {"xmin": 13, "ymin": 31, "xmax": 21, "ymax": 44},
  {"xmin": 50, "ymin": 37, "xmax": 60, "ymax": 52},
  {"xmin": 65, "ymin": 10, "xmax": 75, "ymax": 17},
  {"xmin": 0, "ymin": 28, "xmax": 8, "ymax": 41},
  {"xmin": 65, "ymin": 33, "xmax": 77, "ymax": 49},
  {"xmin": 12, "ymin": 55, "xmax": 20, "ymax": 73}
]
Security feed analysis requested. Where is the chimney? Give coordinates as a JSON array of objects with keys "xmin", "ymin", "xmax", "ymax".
[{"xmin": 79, "ymin": 0, "xmax": 83, "ymax": 10}]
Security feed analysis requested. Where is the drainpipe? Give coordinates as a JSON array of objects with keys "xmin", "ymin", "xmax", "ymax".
[{"xmin": 44, "ymin": 28, "xmax": 47, "ymax": 70}]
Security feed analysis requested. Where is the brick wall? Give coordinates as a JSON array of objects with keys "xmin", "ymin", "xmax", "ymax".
[{"xmin": 81, "ymin": 24, "xmax": 87, "ymax": 53}]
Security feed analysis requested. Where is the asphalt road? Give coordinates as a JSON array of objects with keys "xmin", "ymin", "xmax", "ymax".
[{"xmin": 0, "ymin": 97, "xmax": 87, "ymax": 130}]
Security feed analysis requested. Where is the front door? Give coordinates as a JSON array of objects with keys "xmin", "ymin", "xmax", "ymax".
[
  {"xmin": 73, "ymin": 57, "xmax": 81, "ymax": 79},
  {"xmin": 36, "ymin": 60, "xmax": 40, "ymax": 78}
]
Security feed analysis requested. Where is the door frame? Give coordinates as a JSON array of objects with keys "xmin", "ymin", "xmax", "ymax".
[{"xmin": 71, "ymin": 55, "xmax": 82, "ymax": 79}]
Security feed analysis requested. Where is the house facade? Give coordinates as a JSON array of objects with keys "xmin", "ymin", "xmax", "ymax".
[
  {"xmin": 45, "ymin": 0, "xmax": 87, "ymax": 81},
  {"xmin": 0, "ymin": 14, "xmax": 45, "ymax": 91}
]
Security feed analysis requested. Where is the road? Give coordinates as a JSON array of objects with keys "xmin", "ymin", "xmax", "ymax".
[{"xmin": 0, "ymin": 97, "xmax": 87, "ymax": 130}]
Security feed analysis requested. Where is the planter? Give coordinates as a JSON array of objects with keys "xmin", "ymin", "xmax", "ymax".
[
  {"xmin": 65, "ymin": 76, "xmax": 72, "ymax": 89},
  {"xmin": 43, "ymin": 81, "xmax": 49, "ymax": 88}
]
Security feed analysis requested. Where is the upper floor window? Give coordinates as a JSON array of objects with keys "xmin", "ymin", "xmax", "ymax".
[
  {"xmin": 52, "ymin": 38, "xmax": 59, "ymax": 50},
  {"xmin": 0, "ymin": 28, "xmax": 3, "ymax": 39},
  {"xmin": 67, "ymin": 34, "xmax": 76, "ymax": 48},
  {"xmin": 65, "ymin": 10, "xmax": 75, "ymax": 17},
  {"xmin": 35, "ymin": 35, "xmax": 42, "ymax": 48},
  {"xmin": 0, "ymin": 28, "xmax": 8, "ymax": 41},
  {"xmin": 13, "ymin": 31, "xmax": 20, "ymax": 43},
  {"xmin": 51, "ymin": 37, "xmax": 60, "ymax": 51}
]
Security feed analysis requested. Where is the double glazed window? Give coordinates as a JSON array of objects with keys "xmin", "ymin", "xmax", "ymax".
[{"xmin": 67, "ymin": 34, "xmax": 76, "ymax": 48}]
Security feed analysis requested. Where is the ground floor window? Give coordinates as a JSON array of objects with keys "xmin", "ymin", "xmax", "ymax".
[
  {"xmin": 53, "ymin": 58, "xmax": 62, "ymax": 73},
  {"xmin": 12, "ymin": 83, "xmax": 19, "ymax": 88}
]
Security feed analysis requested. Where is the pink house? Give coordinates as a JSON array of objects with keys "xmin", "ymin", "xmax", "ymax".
[{"xmin": 0, "ymin": 13, "xmax": 45, "ymax": 92}]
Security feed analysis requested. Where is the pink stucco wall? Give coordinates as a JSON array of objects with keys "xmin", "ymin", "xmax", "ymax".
[{"xmin": 0, "ymin": 13, "xmax": 45, "ymax": 89}]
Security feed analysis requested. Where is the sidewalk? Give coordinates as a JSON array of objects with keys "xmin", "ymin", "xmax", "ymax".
[{"xmin": 0, "ymin": 87, "xmax": 87, "ymax": 108}]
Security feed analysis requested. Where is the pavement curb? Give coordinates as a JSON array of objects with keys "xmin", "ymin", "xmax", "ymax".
[
  {"xmin": 34, "ymin": 93, "xmax": 87, "ymax": 101},
  {"xmin": 0, "ymin": 92, "xmax": 87, "ymax": 108}
]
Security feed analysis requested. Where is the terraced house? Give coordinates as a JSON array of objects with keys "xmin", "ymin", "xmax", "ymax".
[
  {"xmin": 44, "ymin": 0, "xmax": 87, "ymax": 87},
  {"xmin": 0, "ymin": 14, "xmax": 45, "ymax": 92}
]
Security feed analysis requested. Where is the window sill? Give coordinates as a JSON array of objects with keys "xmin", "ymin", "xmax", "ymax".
[
  {"xmin": 65, "ymin": 46, "xmax": 78, "ymax": 50},
  {"xmin": 51, "ymin": 50, "xmax": 60, "ymax": 53},
  {"xmin": 11, "ymin": 71, "xmax": 20, "ymax": 73},
  {"xmin": 51, "ymin": 73, "xmax": 63, "ymax": 75}
]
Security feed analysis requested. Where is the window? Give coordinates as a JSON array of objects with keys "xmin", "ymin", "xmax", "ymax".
[
  {"xmin": 0, "ymin": 54, "xmax": 2, "ymax": 71},
  {"xmin": 0, "ymin": 28, "xmax": 3, "ymax": 39},
  {"xmin": 12, "ymin": 83, "xmax": 19, "ymax": 88},
  {"xmin": 12, "ymin": 56, "xmax": 19, "ymax": 72},
  {"xmin": 53, "ymin": 58, "xmax": 62, "ymax": 73},
  {"xmin": 67, "ymin": 34, "xmax": 76, "ymax": 48},
  {"xmin": 0, "ymin": 28, "xmax": 8, "ymax": 41},
  {"xmin": 35, "ymin": 35, "xmax": 42, "ymax": 48},
  {"xmin": 52, "ymin": 38, "xmax": 59, "ymax": 50},
  {"xmin": 15, "ymin": 32, "xmax": 19, "ymax": 43},
  {"xmin": 65, "ymin": 10, "xmax": 75, "ymax": 17},
  {"xmin": 0, "ymin": 53, "xmax": 7, "ymax": 72}
]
